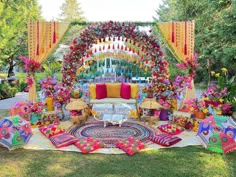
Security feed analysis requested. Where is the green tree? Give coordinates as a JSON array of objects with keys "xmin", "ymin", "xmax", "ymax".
[
  {"xmin": 153, "ymin": 0, "xmax": 236, "ymax": 84},
  {"xmin": 58, "ymin": 0, "xmax": 84, "ymax": 22},
  {"xmin": 0, "ymin": 0, "xmax": 41, "ymax": 77}
]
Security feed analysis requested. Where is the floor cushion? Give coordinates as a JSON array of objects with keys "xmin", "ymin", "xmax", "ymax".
[
  {"xmin": 106, "ymin": 83, "xmax": 121, "ymax": 98},
  {"xmin": 74, "ymin": 137, "xmax": 105, "ymax": 154},
  {"xmin": 39, "ymin": 124, "xmax": 65, "ymax": 138},
  {"xmin": 158, "ymin": 124, "xmax": 184, "ymax": 135},
  {"xmin": 49, "ymin": 132, "xmax": 78, "ymax": 148},
  {"xmin": 115, "ymin": 137, "xmax": 145, "ymax": 156},
  {"xmin": 150, "ymin": 134, "xmax": 182, "ymax": 147}
]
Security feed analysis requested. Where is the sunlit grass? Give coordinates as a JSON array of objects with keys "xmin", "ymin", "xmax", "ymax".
[{"xmin": 0, "ymin": 110, "xmax": 235, "ymax": 177}]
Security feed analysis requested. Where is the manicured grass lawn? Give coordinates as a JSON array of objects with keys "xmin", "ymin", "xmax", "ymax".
[{"xmin": 0, "ymin": 109, "xmax": 236, "ymax": 177}]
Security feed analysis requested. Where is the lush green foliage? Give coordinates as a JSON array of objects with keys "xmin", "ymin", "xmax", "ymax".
[
  {"xmin": 0, "ymin": 0, "xmax": 41, "ymax": 77},
  {"xmin": 0, "ymin": 83, "xmax": 18, "ymax": 99},
  {"xmin": 154, "ymin": 0, "xmax": 235, "ymax": 84}
]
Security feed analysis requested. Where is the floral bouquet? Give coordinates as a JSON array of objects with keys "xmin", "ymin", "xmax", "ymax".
[
  {"xmin": 19, "ymin": 56, "xmax": 42, "ymax": 74},
  {"xmin": 31, "ymin": 102, "xmax": 45, "ymax": 113},
  {"xmin": 53, "ymin": 84, "xmax": 72, "ymax": 109}
]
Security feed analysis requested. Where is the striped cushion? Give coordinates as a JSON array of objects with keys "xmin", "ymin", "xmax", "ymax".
[
  {"xmin": 49, "ymin": 132, "xmax": 78, "ymax": 148},
  {"xmin": 150, "ymin": 134, "xmax": 182, "ymax": 147}
]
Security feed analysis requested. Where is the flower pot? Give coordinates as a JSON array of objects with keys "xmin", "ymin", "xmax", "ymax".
[
  {"xmin": 194, "ymin": 111, "xmax": 205, "ymax": 119},
  {"xmin": 159, "ymin": 109, "xmax": 169, "ymax": 121}
]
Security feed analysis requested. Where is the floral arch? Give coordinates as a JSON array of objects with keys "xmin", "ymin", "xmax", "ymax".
[{"xmin": 61, "ymin": 21, "xmax": 179, "ymax": 99}]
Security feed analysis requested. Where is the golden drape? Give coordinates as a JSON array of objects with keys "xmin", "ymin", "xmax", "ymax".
[
  {"xmin": 157, "ymin": 21, "xmax": 196, "ymax": 99},
  {"xmin": 28, "ymin": 21, "xmax": 69, "ymax": 102}
]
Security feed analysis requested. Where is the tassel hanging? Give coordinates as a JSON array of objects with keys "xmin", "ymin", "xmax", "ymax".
[
  {"xmin": 171, "ymin": 22, "xmax": 175, "ymax": 43},
  {"xmin": 184, "ymin": 21, "xmax": 188, "ymax": 55},
  {"xmin": 36, "ymin": 21, "xmax": 39, "ymax": 55},
  {"xmin": 53, "ymin": 21, "xmax": 56, "ymax": 43}
]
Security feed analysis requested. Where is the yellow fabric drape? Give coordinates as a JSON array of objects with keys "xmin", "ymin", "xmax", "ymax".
[
  {"xmin": 28, "ymin": 21, "xmax": 69, "ymax": 102},
  {"xmin": 157, "ymin": 21, "xmax": 196, "ymax": 98}
]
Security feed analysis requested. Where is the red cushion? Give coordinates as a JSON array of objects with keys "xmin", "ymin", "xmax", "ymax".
[
  {"xmin": 74, "ymin": 137, "xmax": 105, "ymax": 154},
  {"xmin": 120, "ymin": 83, "xmax": 131, "ymax": 99},
  {"xmin": 96, "ymin": 84, "xmax": 107, "ymax": 99},
  {"xmin": 116, "ymin": 137, "xmax": 145, "ymax": 155}
]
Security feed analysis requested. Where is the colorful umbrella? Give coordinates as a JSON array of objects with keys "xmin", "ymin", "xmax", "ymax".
[
  {"xmin": 197, "ymin": 115, "xmax": 236, "ymax": 154},
  {"xmin": 0, "ymin": 115, "xmax": 32, "ymax": 150},
  {"xmin": 9, "ymin": 101, "xmax": 32, "ymax": 121}
]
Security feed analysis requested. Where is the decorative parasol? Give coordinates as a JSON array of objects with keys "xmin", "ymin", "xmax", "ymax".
[
  {"xmin": 197, "ymin": 115, "xmax": 236, "ymax": 154},
  {"xmin": 65, "ymin": 99, "xmax": 88, "ymax": 110},
  {"xmin": 140, "ymin": 98, "xmax": 163, "ymax": 109},
  {"xmin": 9, "ymin": 101, "xmax": 32, "ymax": 121},
  {"xmin": 0, "ymin": 115, "xmax": 32, "ymax": 150}
]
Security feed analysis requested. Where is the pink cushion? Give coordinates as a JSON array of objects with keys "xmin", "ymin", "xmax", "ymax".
[
  {"xmin": 120, "ymin": 83, "xmax": 131, "ymax": 99},
  {"xmin": 96, "ymin": 84, "xmax": 107, "ymax": 99}
]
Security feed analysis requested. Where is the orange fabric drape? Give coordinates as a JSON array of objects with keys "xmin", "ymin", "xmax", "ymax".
[
  {"xmin": 28, "ymin": 21, "xmax": 69, "ymax": 102},
  {"xmin": 157, "ymin": 21, "xmax": 196, "ymax": 99},
  {"xmin": 157, "ymin": 21, "xmax": 195, "ymax": 61}
]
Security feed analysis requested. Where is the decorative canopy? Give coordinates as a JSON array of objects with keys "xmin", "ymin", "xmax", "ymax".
[{"xmin": 140, "ymin": 98, "xmax": 163, "ymax": 109}]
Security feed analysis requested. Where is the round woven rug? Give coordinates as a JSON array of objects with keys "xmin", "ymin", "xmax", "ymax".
[{"xmin": 69, "ymin": 121, "xmax": 156, "ymax": 148}]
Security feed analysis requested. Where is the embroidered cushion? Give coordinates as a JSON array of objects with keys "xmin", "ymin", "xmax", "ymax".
[
  {"xmin": 39, "ymin": 123, "xmax": 65, "ymax": 138},
  {"xmin": 120, "ymin": 83, "xmax": 131, "ymax": 99},
  {"xmin": 74, "ymin": 137, "xmax": 105, "ymax": 154},
  {"xmin": 150, "ymin": 134, "xmax": 182, "ymax": 147},
  {"xmin": 158, "ymin": 124, "xmax": 184, "ymax": 135},
  {"xmin": 106, "ymin": 83, "xmax": 121, "ymax": 98},
  {"xmin": 115, "ymin": 137, "xmax": 145, "ymax": 156},
  {"xmin": 49, "ymin": 132, "xmax": 78, "ymax": 148},
  {"xmin": 96, "ymin": 84, "xmax": 107, "ymax": 99}
]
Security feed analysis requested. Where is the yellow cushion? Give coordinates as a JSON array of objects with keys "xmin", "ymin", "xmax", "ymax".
[
  {"xmin": 89, "ymin": 84, "xmax": 96, "ymax": 99},
  {"xmin": 106, "ymin": 83, "xmax": 121, "ymax": 98},
  {"xmin": 130, "ymin": 84, "xmax": 139, "ymax": 99}
]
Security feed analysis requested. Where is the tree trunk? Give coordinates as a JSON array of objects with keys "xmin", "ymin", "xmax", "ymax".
[{"xmin": 7, "ymin": 57, "xmax": 14, "ymax": 78}]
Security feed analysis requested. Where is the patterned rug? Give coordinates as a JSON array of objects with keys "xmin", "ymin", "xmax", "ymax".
[{"xmin": 68, "ymin": 121, "xmax": 156, "ymax": 148}]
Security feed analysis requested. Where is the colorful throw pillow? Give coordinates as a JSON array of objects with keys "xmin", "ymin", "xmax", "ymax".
[
  {"xmin": 129, "ymin": 84, "xmax": 139, "ymax": 99},
  {"xmin": 96, "ymin": 84, "xmax": 107, "ymax": 99},
  {"xmin": 120, "ymin": 83, "xmax": 131, "ymax": 99},
  {"xmin": 39, "ymin": 124, "xmax": 65, "ymax": 138},
  {"xmin": 115, "ymin": 137, "xmax": 145, "ymax": 156},
  {"xmin": 89, "ymin": 84, "xmax": 96, "ymax": 99},
  {"xmin": 49, "ymin": 132, "xmax": 78, "ymax": 148},
  {"xmin": 150, "ymin": 134, "xmax": 182, "ymax": 147},
  {"xmin": 74, "ymin": 137, "xmax": 105, "ymax": 154},
  {"xmin": 158, "ymin": 124, "xmax": 184, "ymax": 135},
  {"xmin": 106, "ymin": 83, "xmax": 121, "ymax": 98}
]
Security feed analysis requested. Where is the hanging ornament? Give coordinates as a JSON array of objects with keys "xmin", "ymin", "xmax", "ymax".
[
  {"xmin": 99, "ymin": 46, "xmax": 102, "ymax": 51},
  {"xmin": 82, "ymin": 58, "xmax": 84, "ymax": 63},
  {"xmin": 140, "ymin": 63, "xmax": 143, "ymax": 69},
  {"xmin": 125, "ymin": 46, "xmax": 127, "ymax": 51},
  {"xmin": 118, "ymin": 36, "xmax": 120, "ymax": 41},
  {"xmin": 113, "ymin": 37, "xmax": 115, "ymax": 41},
  {"xmin": 103, "ymin": 38, "xmax": 106, "ymax": 42},
  {"xmin": 99, "ymin": 38, "xmax": 102, "ymax": 43},
  {"xmin": 103, "ymin": 45, "xmax": 105, "ymax": 50},
  {"xmin": 121, "ymin": 45, "xmax": 124, "ymax": 50},
  {"xmin": 112, "ymin": 44, "xmax": 115, "ymax": 50},
  {"xmin": 108, "ymin": 44, "xmax": 110, "ymax": 50},
  {"xmin": 86, "ymin": 53, "xmax": 89, "ymax": 58},
  {"xmin": 145, "ymin": 67, "xmax": 148, "ymax": 72},
  {"xmin": 145, "ymin": 59, "xmax": 148, "ymax": 64},
  {"xmin": 108, "ymin": 37, "xmax": 111, "ymax": 41},
  {"xmin": 117, "ymin": 44, "xmax": 120, "ymax": 50},
  {"xmin": 94, "ymin": 48, "xmax": 97, "ymax": 53},
  {"xmin": 90, "ymin": 50, "xmax": 93, "ymax": 55}
]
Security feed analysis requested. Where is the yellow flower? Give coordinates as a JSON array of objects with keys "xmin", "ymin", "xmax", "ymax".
[
  {"xmin": 219, "ymin": 98, "xmax": 224, "ymax": 103},
  {"xmin": 190, "ymin": 107, "xmax": 194, "ymax": 112},
  {"xmin": 202, "ymin": 97, "xmax": 209, "ymax": 101},
  {"xmin": 202, "ymin": 109, "xmax": 208, "ymax": 114},
  {"xmin": 221, "ymin": 68, "xmax": 228, "ymax": 73},
  {"xmin": 215, "ymin": 73, "xmax": 220, "ymax": 77},
  {"xmin": 211, "ymin": 71, "xmax": 215, "ymax": 76}
]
